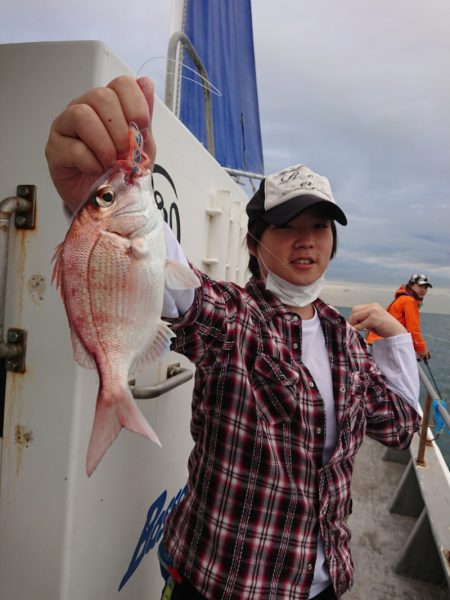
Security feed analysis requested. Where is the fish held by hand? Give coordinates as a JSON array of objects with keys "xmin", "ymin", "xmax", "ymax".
[{"xmin": 52, "ymin": 123, "xmax": 199, "ymax": 476}]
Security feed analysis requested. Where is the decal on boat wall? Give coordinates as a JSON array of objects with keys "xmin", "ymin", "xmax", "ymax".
[
  {"xmin": 119, "ymin": 485, "xmax": 188, "ymax": 590},
  {"xmin": 153, "ymin": 164, "xmax": 181, "ymax": 242}
]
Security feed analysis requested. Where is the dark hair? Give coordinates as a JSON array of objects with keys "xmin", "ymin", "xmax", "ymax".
[
  {"xmin": 404, "ymin": 282, "xmax": 421, "ymax": 301},
  {"xmin": 246, "ymin": 219, "xmax": 338, "ymax": 278}
]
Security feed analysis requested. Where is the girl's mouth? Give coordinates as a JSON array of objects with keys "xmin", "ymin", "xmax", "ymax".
[{"xmin": 291, "ymin": 258, "xmax": 314, "ymax": 265}]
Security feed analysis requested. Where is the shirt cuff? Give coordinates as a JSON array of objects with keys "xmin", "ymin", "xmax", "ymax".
[
  {"xmin": 162, "ymin": 222, "xmax": 195, "ymax": 318},
  {"xmin": 372, "ymin": 333, "xmax": 420, "ymax": 412}
]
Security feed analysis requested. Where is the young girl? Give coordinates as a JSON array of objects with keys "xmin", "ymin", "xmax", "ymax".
[{"xmin": 46, "ymin": 76, "xmax": 421, "ymax": 600}]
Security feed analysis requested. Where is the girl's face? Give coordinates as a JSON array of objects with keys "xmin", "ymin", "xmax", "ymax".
[
  {"xmin": 410, "ymin": 283, "xmax": 429, "ymax": 300},
  {"xmin": 250, "ymin": 206, "xmax": 334, "ymax": 286}
]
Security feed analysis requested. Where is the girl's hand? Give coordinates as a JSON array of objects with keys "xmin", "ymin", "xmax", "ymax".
[
  {"xmin": 349, "ymin": 303, "xmax": 407, "ymax": 338},
  {"xmin": 45, "ymin": 76, "xmax": 156, "ymax": 213}
]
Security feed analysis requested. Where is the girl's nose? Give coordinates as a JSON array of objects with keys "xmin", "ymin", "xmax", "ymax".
[{"xmin": 293, "ymin": 233, "xmax": 313, "ymax": 248}]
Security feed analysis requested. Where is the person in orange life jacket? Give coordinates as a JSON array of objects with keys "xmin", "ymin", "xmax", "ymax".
[
  {"xmin": 366, "ymin": 274, "xmax": 432, "ymax": 360},
  {"xmin": 45, "ymin": 76, "xmax": 421, "ymax": 600}
]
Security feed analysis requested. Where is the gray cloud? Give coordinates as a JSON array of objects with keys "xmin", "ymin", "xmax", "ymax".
[
  {"xmin": 1, "ymin": 0, "xmax": 449, "ymax": 295},
  {"xmin": 252, "ymin": 0, "xmax": 450, "ymax": 290}
]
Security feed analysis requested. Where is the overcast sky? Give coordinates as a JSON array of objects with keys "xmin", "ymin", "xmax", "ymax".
[{"xmin": 1, "ymin": 0, "xmax": 449, "ymax": 312}]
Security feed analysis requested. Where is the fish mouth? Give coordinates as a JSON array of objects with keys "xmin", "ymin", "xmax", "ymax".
[{"xmin": 112, "ymin": 202, "xmax": 147, "ymax": 219}]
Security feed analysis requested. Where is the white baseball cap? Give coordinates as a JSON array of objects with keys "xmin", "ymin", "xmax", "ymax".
[{"xmin": 246, "ymin": 164, "xmax": 347, "ymax": 227}]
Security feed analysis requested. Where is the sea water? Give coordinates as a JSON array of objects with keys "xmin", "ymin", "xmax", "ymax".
[
  {"xmin": 419, "ymin": 312, "xmax": 450, "ymax": 468},
  {"xmin": 338, "ymin": 307, "xmax": 450, "ymax": 469}
]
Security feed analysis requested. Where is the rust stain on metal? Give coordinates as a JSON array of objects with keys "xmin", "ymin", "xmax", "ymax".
[
  {"xmin": 5, "ymin": 370, "xmax": 24, "ymax": 426},
  {"xmin": 15, "ymin": 424, "xmax": 33, "ymax": 446},
  {"xmin": 15, "ymin": 424, "xmax": 33, "ymax": 474},
  {"xmin": 5, "ymin": 371, "xmax": 26, "ymax": 474},
  {"xmin": 2, "ymin": 202, "xmax": 36, "ymax": 474},
  {"xmin": 15, "ymin": 229, "xmax": 27, "ymax": 322}
]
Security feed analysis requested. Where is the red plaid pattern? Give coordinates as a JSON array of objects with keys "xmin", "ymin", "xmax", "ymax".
[{"xmin": 163, "ymin": 272, "xmax": 420, "ymax": 599}]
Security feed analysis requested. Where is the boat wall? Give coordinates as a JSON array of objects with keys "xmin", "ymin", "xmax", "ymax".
[{"xmin": 0, "ymin": 41, "xmax": 249, "ymax": 600}]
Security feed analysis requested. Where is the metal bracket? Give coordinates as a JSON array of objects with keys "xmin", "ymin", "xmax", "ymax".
[
  {"xmin": 15, "ymin": 185, "xmax": 36, "ymax": 229},
  {"xmin": 5, "ymin": 328, "xmax": 27, "ymax": 373}
]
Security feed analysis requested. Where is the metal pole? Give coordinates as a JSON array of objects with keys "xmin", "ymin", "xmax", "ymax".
[
  {"xmin": 0, "ymin": 193, "xmax": 33, "ymax": 368},
  {"xmin": 416, "ymin": 391, "xmax": 433, "ymax": 466},
  {"xmin": 0, "ymin": 196, "xmax": 30, "ymax": 342},
  {"xmin": 224, "ymin": 167, "xmax": 265, "ymax": 181},
  {"xmin": 165, "ymin": 31, "xmax": 215, "ymax": 157}
]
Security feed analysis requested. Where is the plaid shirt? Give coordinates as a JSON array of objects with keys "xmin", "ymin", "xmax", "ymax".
[{"xmin": 163, "ymin": 272, "xmax": 420, "ymax": 599}]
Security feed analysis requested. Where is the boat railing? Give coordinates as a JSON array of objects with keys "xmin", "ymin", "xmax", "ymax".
[
  {"xmin": 164, "ymin": 33, "xmax": 267, "ymax": 186},
  {"xmin": 416, "ymin": 362, "xmax": 450, "ymax": 466},
  {"xmin": 383, "ymin": 361, "xmax": 450, "ymax": 588}
]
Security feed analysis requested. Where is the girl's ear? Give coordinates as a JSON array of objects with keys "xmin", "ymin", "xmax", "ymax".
[
  {"xmin": 247, "ymin": 243, "xmax": 257, "ymax": 257},
  {"xmin": 246, "ymin": 234, "xmax": 257, "ymax": 257}
]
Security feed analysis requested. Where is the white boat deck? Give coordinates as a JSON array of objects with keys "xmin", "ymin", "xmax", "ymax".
[{"xmin": 346, "ymin": 436, "xmax": 449, "ymax": 599}]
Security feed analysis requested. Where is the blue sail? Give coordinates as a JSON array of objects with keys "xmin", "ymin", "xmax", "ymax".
[{"xmin": 179, "ymin": 0, "xmax": 264, "ymax": 175}]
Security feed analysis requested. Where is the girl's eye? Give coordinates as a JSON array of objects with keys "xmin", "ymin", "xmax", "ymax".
[{"xmin": 94, "ymin": 185, "xmax": 115, "ymax": 207}]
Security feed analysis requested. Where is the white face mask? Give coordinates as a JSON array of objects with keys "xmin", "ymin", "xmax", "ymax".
[{"xmin": 265, "ymin": 270, "xmax": 326, "ymax": 307}]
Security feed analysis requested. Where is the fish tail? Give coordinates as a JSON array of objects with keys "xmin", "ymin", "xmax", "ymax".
[{"xmin": 86, "ymin": 389, "xmax": 161, "ymax": 477}]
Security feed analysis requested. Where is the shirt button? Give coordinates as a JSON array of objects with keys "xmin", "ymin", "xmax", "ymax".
[
  {"xmin": 292, "ymin": 315, "xmax": 299, "ymax": 321},
  {"xmin": 292, "ymin": 342, "xmax": 299, "ymax": 349},
  {"xmin": 309, "ymin": 381, "xmax": 315, "ymax": 388},
  {"xmin": 307, "ymin": 563, "xmax": 313, "ymax": 571},
  {"xmin": 340, "ymin": 386, "xmax": 346, "ymax": 393},
  {"xmin": 316, "ymin": 427, "xmax": 322, "ymax": 435}
]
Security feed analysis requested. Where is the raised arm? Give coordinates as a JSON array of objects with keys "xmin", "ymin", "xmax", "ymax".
[{"xmin": 45, "ymin": 75, "xmax": 156, "ymax": 213}]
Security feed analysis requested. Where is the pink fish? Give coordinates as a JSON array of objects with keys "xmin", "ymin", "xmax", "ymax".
[{"xmin": 52, "ymin": 124, "xmax": 199, "ymax": 476}]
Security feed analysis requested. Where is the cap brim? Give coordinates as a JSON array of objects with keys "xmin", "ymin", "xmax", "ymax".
[{"xmin": 261, "ymin": 195, "xmax": 348, "ymax": 226}]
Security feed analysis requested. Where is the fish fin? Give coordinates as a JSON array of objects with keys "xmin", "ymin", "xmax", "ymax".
[
  {"xmin": 86, "ymin": 388, "xmax": 161, "ymax": 477},
  {"xmin": 69, "ymin": 325, "xmax": 97, "ymax": 370},
  {"xmin": 51, "ymin": 242, "xmax": 65, "ymax": 295},
  {"xmin": 132, "ymin": 320, "xmax": 175, "ymax": 373},
  {"xmin": 165, "ymin": 259, "xmax": 201, "ymax": 290}
]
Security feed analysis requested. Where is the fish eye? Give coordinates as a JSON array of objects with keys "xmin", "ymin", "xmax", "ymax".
[{"xmin": 94, "ymin": 185, "xmax": 115, "ymax": 207}]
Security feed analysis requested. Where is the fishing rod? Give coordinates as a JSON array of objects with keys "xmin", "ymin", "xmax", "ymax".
[{"xmin": 423, "ymin": 357, "xmax": 444, "ymax": 400}]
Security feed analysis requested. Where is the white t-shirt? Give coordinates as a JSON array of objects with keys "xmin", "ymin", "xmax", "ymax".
[{"xmin": 301, "ymin": 310, "xmax": 418, "ymax": 597}]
